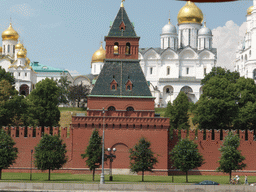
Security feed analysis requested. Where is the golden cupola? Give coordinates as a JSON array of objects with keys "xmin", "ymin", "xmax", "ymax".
[
  {"xmin": 17, "ymin": 48, "xmax": 26, "ymax": 58},
  {"xmin": 91, "ymin": 44, "xmax": 106, "ymax": 65},
  {"xmin": 15, "ymin": 41, "xmax": 24, "ymax": 49},
  {"xmin": 2, "ymin": 23, "xmax": 19, "ymax": 41},
  {"xmin": 247, "ymin": 6, "xmax": 253, "ymax": 16},
  {"xmin": 177, "ymin": 1, "xmax": 203, "ymax": 25},
  {"xmin": 26, "ymin": 57, "xmax": 30, "ymax": 65}
]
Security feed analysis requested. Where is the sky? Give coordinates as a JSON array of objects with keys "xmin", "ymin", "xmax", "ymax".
[{"xmin": 0, "ymin": 0, "xmax": 253, "ymax": 76}]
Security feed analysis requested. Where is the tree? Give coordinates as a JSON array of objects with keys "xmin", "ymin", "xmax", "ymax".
[
  {"xmin": 27, "ymin": 78, "xmax": 60, "ymax": 128},
  {"xmin": 0, "ymin": 66, "xmax": 15, "ymax": 85},
  {"xmin": 129, "ymin": 137, "xmax": 158, "ymax": 182},
  {"xmin": 81, "ymin": 129, "xmax": 104, "ymax": 181},
  {"xmin": 68, "ymin": 83, "xmax": 90, "ymax": 108},
  {"xmin": 0, "ymin": 129, "xmax": 18, "ymax": 180},
  {"xmin": 165, "ymin": 92, "xmax": 190, "ymax": 135},
  {"xmin": 34, "ymin": 134, "xmax": 67, "ymax": 180},
  {"xmin": 57, "ymin": 76, "xmax": 71, "ymax": 105},
  {"xmin": 170, "ymin": 138, "xmax": 204, "ymax": 183},
  {"xmin": 217, "ymin": 131, "xmax": 246, "ymax": 181}
]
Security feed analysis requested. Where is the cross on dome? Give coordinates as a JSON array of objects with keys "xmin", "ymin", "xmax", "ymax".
[{"xmin": 121, "ymin": 0, "xmax": 125, "ymax": 7}]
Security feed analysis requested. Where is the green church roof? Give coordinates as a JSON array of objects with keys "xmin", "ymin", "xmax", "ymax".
[
  {"xmin": 31, "ymin": 62, "xmax": 68, "ymax": 73},
  {"xmin": 107, "ymin": 7, "xmax": 137, "ymax": 37}
]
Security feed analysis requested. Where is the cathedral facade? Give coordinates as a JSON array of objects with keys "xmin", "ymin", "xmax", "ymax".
[
  {"xmin": 235, "ymin": 1, "xmax": 256, "ymax": 79},
  {"xmin": 91, "ymin": 1, "xmax": 217, "ymax": 107}
]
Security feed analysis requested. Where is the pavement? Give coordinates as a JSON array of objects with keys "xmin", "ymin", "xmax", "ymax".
[{"xmin": 0, "ymin": 182, "xmax": 255, "ymax": 192}]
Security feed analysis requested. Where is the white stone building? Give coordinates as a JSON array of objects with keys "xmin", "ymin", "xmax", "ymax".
[
  {"xmin": 235, "ymin": 1, "xmax": 256, "ymax": 79},
  {"xmin": 139, "ymin": 1, "xmax": 217, "ymax": 107}
]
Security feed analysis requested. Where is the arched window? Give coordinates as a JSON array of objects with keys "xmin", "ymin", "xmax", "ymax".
[
  {"xmin": 7, "ymin": 45, "xmax": 10, "ymax": 53},
  {"xmin": 166, "ymin": 88, "xmax": 170, "ymax": 93},
  {"xmin": 127, "ymin": 85, "xmax": 131, "ymax": 90},
  {"xmin": 253, "ymin": 69, "xmax": 256, "ymax": 80},
  {"xmin": 241, "ymin": 55, "xmax": 243, "ymax": 62},
  {"xmin": 126, "ymin": 43, "xmax": 130, "ymax": 54},
  {"xmin": 112, "ymin": 84, "xmax": 116, "ymax": 90},
  {"xmin": 249, "ymin": 50, "xmax": 252, "ymax": 57},
  {"xmin": 167, "ymin": 67, "xmax": 170, "ymax": 75},
  {"xmin": 108, "ymin": 106, "xmax": 116, "ymax": 111},
  {"xmin": 13, "ymin": 45, "xmax": 15, "ymax": 54},
  {"xmin": 114, "ymin": 42, "xmax": 119, "ymax": 54},
  {"xmin": 126, "ymin": 107, "xmax": 134, "ymax": 111},
  {"xmin": 245, "ymin": 54, "xmax": 248, "ymax": 61}
]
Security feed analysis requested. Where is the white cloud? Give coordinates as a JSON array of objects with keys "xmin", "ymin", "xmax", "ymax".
[
  {"xmin": 10, "ymin": 4, "xmax": 36, "ymax": 17},
  {"xmin": 212, "ymin": 20, "xmax": 247, "ymax": 71},
  {"xmin": 67, "ymin": 70, "xmax": 81, "ymax": 76}
]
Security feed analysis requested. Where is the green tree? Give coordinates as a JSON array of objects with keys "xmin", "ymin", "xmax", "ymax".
[
  {"xmin": 129, "ymin": 137, "xmax": 158, "ymax": 182},
  {"xmin": 165, "ymin": 92, "xmax": 190, "ymax": 135},
  {"xmin": 0, "ymin": 66, "xmax": 15, "ymax": 85},
  {"xmin": 170, "ymin": 138, "xmax": 204, "ymax": 183},
  {"xmin": 81, "ymin": 129, "xmax": 103, "ymax": 181},
  {"xmin": 27, "ymin": 78, "xmax": 60, "ymax": 127},
  {"xmin": 68, "ymin": 83, "xmax": 90, "ymax": 108},
  {"xmin": 0, "ymin": 129, "xmax": 18, "ymax": 180},
  {"xmin": 217, "ymin": 131, "xmax": 246, "ymax": 181},
  {"xmin": 57, "ymin": 76, "xmax": 71, "ymax": 105},
  {"xmin": 34, "ymin": 134, "xmax": 67, "ymax": 180}
]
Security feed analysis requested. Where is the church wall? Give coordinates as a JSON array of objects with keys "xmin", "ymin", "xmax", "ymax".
[{"xmin": 0, "ymin": 60, "xmax": 11, "ymax": 72}]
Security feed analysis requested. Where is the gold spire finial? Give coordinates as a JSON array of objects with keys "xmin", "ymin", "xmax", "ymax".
[
  {"xmin": 121, "ymin": 0, "xmax": 125, "ymax": 7},
  {"xmin": 168, "ymin": 11, "xmax": 171, "ymax": 24},
  {"xmin": 204, "ymin": 21, "xmax": 206, "ymax": 27}
]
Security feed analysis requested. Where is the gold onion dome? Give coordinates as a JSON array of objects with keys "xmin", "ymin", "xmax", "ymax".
[
  {"xmin": 2, "ymin": 23, "xmax": 19, "ymax": 41},
  {"xmin": 247, "ymin": 6, "xmax": 253, "ymax": 15},
  {"xmin": 26, "ymin": 57, "xmax": 30, "ymax": 65},
  {"xmin": 91, "ymin": 44, "xmax": 106, "ymax": 64},
  {"xmin": 17, "ymin": 48, "xmax": 26, "ymax": 58},
  {"xmin": 177, "ymin": 1, "xmax": 203, "ymax": 24},
  {"xmin": 15, "ymin": 41, "xmax": 24, "ymax": 49}
]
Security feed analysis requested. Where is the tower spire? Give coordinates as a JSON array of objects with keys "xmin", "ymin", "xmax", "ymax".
[{"xmin": 121, "ymin": 0, "xmax": 125, "ymax": 7}]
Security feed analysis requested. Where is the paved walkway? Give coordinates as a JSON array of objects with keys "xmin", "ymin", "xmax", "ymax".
[{"xmin": 0, "ymin": 182, "xmax": 254, "ymax": 192}]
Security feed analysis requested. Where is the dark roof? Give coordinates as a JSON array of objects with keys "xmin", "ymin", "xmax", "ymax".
[
  {"xmin": 90, "ymin": 59, "xmax": 152, "ymax": 97},
  {"xmin": 107, "ymin": 7, "xmax": 137, "ymax": 37}
]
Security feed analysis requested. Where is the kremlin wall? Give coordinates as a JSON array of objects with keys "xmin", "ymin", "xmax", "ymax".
[{"xmin": 2, "ymin": 126, "xmax": 256, "ymax": 176}]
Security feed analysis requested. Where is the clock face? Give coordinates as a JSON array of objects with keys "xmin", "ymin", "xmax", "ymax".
[{"xmin": 177, "ymin": 0, "xmax": 238, "ymax": 2}]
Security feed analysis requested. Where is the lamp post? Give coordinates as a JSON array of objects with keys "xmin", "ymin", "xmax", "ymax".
[
  {"xmin": 30, "ymin": 149, "xmax": 33, "ymax": 180},
  {"xmin": 107, "ymin": 148, "xmax": 116, "ymax": 181},
  {"xmin": 100, "ymin": 108, "xmax": 105, "ymax": 184}
]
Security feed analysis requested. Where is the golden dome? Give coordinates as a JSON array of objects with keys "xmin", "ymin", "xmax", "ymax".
[
  {"xmin": 17, "ymin": 48, "xmax": 26, "ymax": 58},
  {"xmin": 91, "ymin": 44, "xmax": 106, "ymax": 64},
  {"xmin": 2, "ymin": 23, "xmax": 19, "ymax": 41},
  {"xmin": 24, "ymin": 47, "xmax": 27, "ymax": 55},
  {"xmin": 247, "ymin": 6, "xmax": 253, "ymax": 15},
  {"xmin": 15, "ymin": 41, "xmax": 24, "ymax": 49},
  {"xmin": 177, "ymin": 1, "xmax": 203, "ymax": 24},
  {"xmin": 26, "ymin": 57, "xmax": 30, "ymax": 65}
]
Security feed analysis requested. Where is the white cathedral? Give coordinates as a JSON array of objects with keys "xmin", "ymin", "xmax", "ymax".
[
  {"xmin": 235, "ymin": 1, "xmax": 256, "ymax": 80},
  {"xmin": 91, "ymin": 1, "xmax": 217, "ymax": 107}
]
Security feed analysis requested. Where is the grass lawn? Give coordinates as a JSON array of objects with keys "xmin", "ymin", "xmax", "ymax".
[
  {"xmin": 155, "ymin": 108, "xmax": 166, "ymax": 117},
  {"xmin": 0, "ymin": 173, "xmax": 255, "ymax": 184}
]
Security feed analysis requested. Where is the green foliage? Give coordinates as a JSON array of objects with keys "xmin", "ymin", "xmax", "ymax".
[
  {"xmin": 0, "ymin": 66, "xmax": 15, "ymax": 85},
  {"xmin": 81, "ymin": 129, "xmax": 103, "ymax": 181},
  {"xmin": 57, "ymin": 76, "xmax": 71, "ymax": 105},
  {"xmin": 165, "ymin": 92, "xmax": 190, "ymax": 134},
  {"xmin": 217, "ymin": 132, "xmax": 246, "ymax": 180},
  {"xmin": 0, "ymin": 129, "xmax": 18, "ymax": 179},
  {"xmin": 68, "ymin": 84, "xmax": 90, "ymax": 108},
  {"xmin": 27, "ymin": 78, "xmax": 60, "ymax": 127},
  {"xmin": 34, "ymin": 134, "xmax": 67, "ymax": 180},
  {"xmin": 129, "ymin": 137, "xmax": 158, "ymax": 182},
  {"xmin": 170, "ymin": 138, "xmax": 204, "ymax": 183}
]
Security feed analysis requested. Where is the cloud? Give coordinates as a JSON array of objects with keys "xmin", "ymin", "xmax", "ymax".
[
  {"xmin": 67, "ymin": 70, "xmax": 81, "ymax": 76},
  {"xmin": 10, "ymin": 4, "xmax": 36, "ymax": 17},
  {"xmin": 212, "ymin": 20, "xmax": 247, "ymax": 71}
]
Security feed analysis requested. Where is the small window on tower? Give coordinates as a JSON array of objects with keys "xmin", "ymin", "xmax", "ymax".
[
  {"xmin": 25, "ymin": 73, "xmax": 27, "ymax": 77},
  {"xmin": 186, "ymin": 67, "xmax": 189, "ymax": 74},
  {"xmin": 7, "ymin": 45, "xmax": 10, "ymax": 53},
  {"xmin": 167, "ymin": 67, "xmax": 170, "ymax": 75},
  {"xmin": 112, "ymin": 84, "xmax": 116, "ymax": 90},
  {"xmin": 126, "ymin": 43, "xmax": 131, "ymax": 55},
  {"xmin": 114, "ymin": 42, "xmax": 119, "ymax": 54},
  {"xmin": 18, "ymin": 72, "xmax": 20, "ymax": 76},
  {"xmin": 127, "ymin": 85, "xmax": 131, "ymax": 90},
  {"xmin": 166, "ymin": 88, "xmax": 170, "ymax": 94},
  {"xmin": 150, "ymin": 67, "xmax": 153, "ymax": 75},
  {"xmin": 13, "ymin": 45, "xmax": 15, "ymax": 54},
  {"xmin": 204, "ymin": 68, "xmax": 207, "ymax": 75},
  {"xmin": 3, "ymin": 45, "xmax": 5, "ymax": 53}
]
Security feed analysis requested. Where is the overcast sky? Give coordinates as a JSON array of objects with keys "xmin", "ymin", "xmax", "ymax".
[{"xmin": 0, "ymin": 0, "xmax": 253, "ymax": 75}]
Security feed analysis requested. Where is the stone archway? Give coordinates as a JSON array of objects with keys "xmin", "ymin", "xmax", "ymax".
[
  {"xmin": 19, "ymin": 84, "xmax": 29, "ymax": 96},
  {"xmin": 111, "ymin": 143, "xmax": 130, "ymax": 174},
  {"xmin": 163, "ymin": 85, "xmax": 174, "ymax": 106},
  {"xmin": 180, "ymin": 86, "xmax": 194, "ymax": 102}
]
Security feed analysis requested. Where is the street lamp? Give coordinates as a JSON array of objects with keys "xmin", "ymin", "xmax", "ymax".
[
  {"xmin": 107, "ymin": 148, "xmax": 116, "ymax": 181},
  {"xmin": 100, "ymin": 108, "xmax": 105, "ymax": 184},
  {"xmin": 30, "ymin": 149, "xmax": 33, "ymax": 180}
]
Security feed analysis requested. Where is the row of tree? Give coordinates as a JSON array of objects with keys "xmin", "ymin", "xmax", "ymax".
[{"xmin": 0, "ymin": 67, "xmax": 90, "ymax": 128}]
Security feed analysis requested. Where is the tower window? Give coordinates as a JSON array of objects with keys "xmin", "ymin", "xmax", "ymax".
[
  {"xmin": 13, "ymin": 45, "xmax": 15, "ymax": 54},
  {"xmin": 150, "ymin": 67, "xmax": 153, "ymax": 75},
  {"xmin": 127, "ymin": 85, "xmax": 131, "ymax": 90},
  {"xmin": 7, "ymin": 45, "xmax": 10, "ymax": 53},
  {"xmin": 126, "ymin": 107, "xmax": 134, "ymax": 111},
  {"xmin": 249, "ymin": 50, "xmax": 252, "ymax": 57},
  {"xmin": 167, "ymin": 67, "xmax": 170, "ymax": 75},
  {"xmin": 108, "ymin": 106, "xmax": 116, "ymax": 111},
  {"xmin": 112, "ymin": 84, "xmax": 116, "ymax": 90},
  {"xmin": 18, "ymin": 72, "xmax": 20, "ymax": 76},
  {"xmin": 114, "ymin": 42, "xmax": 119, "ymax": 54},
  {"xmin": 186, "ymin": 67, "xmax": 189, "ymax": 74},
  {"xmin": 25, "ymin": 73, "xmax": 27, "ymax": 77},
  {"xmin": 3, "ymin": 45, "xmax": 5, "ymax": 53},
  {"xmin": 204, "ymin": 68, "xmax": 207, "ymax": 75},
  {"xmin": 126, "ymin": 43, "xmax": 131, "ymax": 55}
]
